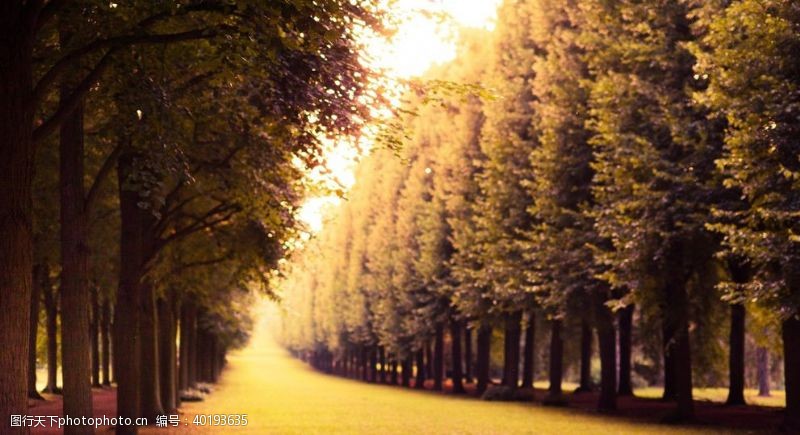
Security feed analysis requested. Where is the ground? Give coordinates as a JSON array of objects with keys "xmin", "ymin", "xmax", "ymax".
[{"xmin": 28, "ymin": 322, "xmax": 783, "ymax": 434}]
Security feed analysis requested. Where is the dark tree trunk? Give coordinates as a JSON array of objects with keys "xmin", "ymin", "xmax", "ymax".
[
  {"xmin": 476, "ymin": 322, "xmax": 491, "ymax": 395},
  {"xmin": 521, "ymin": 312, "xmax": 535, "ymax": 390},
  {"xmin": 451, "ymin": 320, "xmax": 465, "ymax": 394},
  {"xmin": 617, "ymin": 304, "xmax": 634, "ymax": 396},
  {"xmin": 42, "ymin": 265, "xmax": 59, "ymax": 393},
  {"xmin": 595, "ymin": 292, "xmax": 617, "ymax": 411},
  {"xmin": 663, "ymin": 280, "xmax": 694, "ymax": 422},
  {"xmin": 139, "ymin": 281, "xmax": 164, "ymax": 421},
  {"xmin": 188, "ymin": 305, "xmax": 198, "ymax": 388},
  {"xmin": 425, "ymin": 341, "xmax": 433, "ymax": 381},
  {"xmin": 662, "ymin": 318, "xmax": 677, "ymax": 401},
  {"xmin": 59, "ymin": 73, "xmax": 94, "ymax": 433},
  {"xmin": 379, "ymin": 347, "xmax": 386, "ymax": 383},
  {"xmin": 433, "ymin": 323, "xmax": 444, "ymax": 391},
  {"xmin": 726, "ymin": 303, "xmax": 746, "ymax": 406},
  {"xmin": 756, "ymin": 346, "xmax": 770, "ymax": 397},
  {"xmin": 29, "ymin": 265, "xmax": 44, "ymax": 399},
  {"xmin": 546, "ymin": 319, "xmax": 563, "ymax": 398},
  {"xmin": 369, "ymin": 346, "xmax": 378, "ymax": 383},
  {"xmin": 575, "ymin": 318, "xmax": 593, "ymax": 393},
  {"xmin": 116, "ymin": 151, "xmax": 144, "ymax": 434},
  {"xmin": 464, "ymin": 325, "xmax": 473, "ymax": 383},
  {"xmin": 158, "ymin": 295, "xmax": 177, "ymax": 413},
  {"xmin": 0, "ymin": 8, "xmax": 35, "ymax": 429},
  {"xmin": 401, "ymin": 355, "xmax": 412, "ymax": 387},
  {"xmin": 502, "ymin": 311, "xmax": 521, "ymax": 388},
  {"xmin": 101, "ymin": 299, "xmax": 111, "ymax": 386},
  {"xmin": 91, "ymin": 287, "xmax": 101, "ymax": 388},
  {"xmin": 414, "ymin": 349, "xmax": 425, "ymax": 389},
  {"xmin": 390, "ymin": 359, "xmax": 398, "ymax": 385},
  {"xmin": 782, "ymin": 317, "xmax": 800, "ymax": 431}
]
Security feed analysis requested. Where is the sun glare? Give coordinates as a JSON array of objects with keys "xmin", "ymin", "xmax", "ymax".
[{"xmin": 297, "ymin": 0, "xmax": 502, "ymax": 233}]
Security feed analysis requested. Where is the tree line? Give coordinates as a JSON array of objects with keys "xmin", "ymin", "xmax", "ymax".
[
  {"xmin": 1, "ymin": 1, "xmax": 385, "ymax": 434},
  {"xmin": 276, "ymin": 0, "xmax": 800, "ymax": 430}
]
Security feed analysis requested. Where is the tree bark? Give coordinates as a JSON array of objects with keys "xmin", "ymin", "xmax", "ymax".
[
  {"xmin": 158, "ymin": 295, "xmax": 177, "ymax": 413},
  {"xmin": 42, "ymin": 265, "xmax": 59, "ymax": 393},
  {"xmin": 521, "ymin": 312, "xmax": 535, "ymax": 390},
  {"xmin": 663, "ymin": 280, "xmax": 694, "ymax": 422},
  {"xmin": 662, "ymin": 317, "xmax": 677, "ymax": 401},
  {"xmin": 59, "ymin": 74, "xmax": 93, "ymax": 433},
  {"xmin": 139, "ymin": 280, "xmax": 163, "ymax": 421},
  {"xmin": 576, "ymin": 318, "xmax": 593, "ymax": 392},
  {"xmin": 782, "ymin": 317, "xmax": 800, "ymax": 431},
  {"xmin": 414, "ymin": 349, "xmax": 425, "ymax": 389},
  {"xmin": 756, "ymin": 346, "xmax": 770, "ymax": 397},
  {"xmin": 502, "ymin": 311, "xmax": 521, "ymax": 388},
  {"xmin": 451, "ymin": 319, "xmax": 465, "ymax": 394},
  {"xmin": 595, "ymin": 292, "xmax": 617, "ymax": 411},
  {"xmin": 91, "ymin": 287, "xmax": 101, "ymax": 388},
  {"xmin": 617, "ymin": 304, "xmax": 634, "ymax": 396},
  {"xmin": 29, "ymin": 265, "xmax": 44, "ymax": 399},
  {"xmin": 433, "ymin": 323, "xmax": 444, "ymax": 391},
  {"xmin": 390, "ymin": 359, "xmax": 398, "ymax": 385},
  {"xmin": 546, "ymin": 319, "xmax": 563, "ymax": 398},
  {"xmin": 401, "ymin": 355, "xmax": 412, "ymax": 387},
  {"xmin": 0, "ymin": 8, "xmax": 35, "ymax": 430},
  {"xmin": 379, "ymin": 347, "xmax": 386, "ymax": 383},
  {"xmin": 726, "ymin": 303, "xmax": 746, "ymax": 406},
  {"xmin": 476, "ymin": 322, "xmax": 491, "ymax": 395},
  {"xmin": 101, "ymin": 300, "xmax": 111, "ymax": 386},
  {"xmin": 369, "ymin": 346, "xmax": 378, "ymax": 383},
  {"xmin": 464, "ymin": 325, "xmax": 473, "ymax": 383},
  {"xmin": 116, "ymin": 150, "xmax": 144, "ymax": 434}
]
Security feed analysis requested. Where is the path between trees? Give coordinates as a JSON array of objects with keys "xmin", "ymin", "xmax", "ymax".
[{"xmin": 28, "ymin": 318, "xmax": 780, "ymax": 434}]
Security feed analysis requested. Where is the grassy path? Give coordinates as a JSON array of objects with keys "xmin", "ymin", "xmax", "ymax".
[{"xmin": 146, "ymin": 321, "xmax": 763, "ymax": 435}]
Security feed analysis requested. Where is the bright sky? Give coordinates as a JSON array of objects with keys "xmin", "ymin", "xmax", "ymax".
[{"xmin": 297, "ymin": 0, "xmax": 502, "ymax": 233}]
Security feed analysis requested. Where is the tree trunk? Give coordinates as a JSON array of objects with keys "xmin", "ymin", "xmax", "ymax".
[
  {"xmin": 91, "ymin": 287, "xmax": 101, "ymax": 388},
  {"xmin": 116, "ymin": 151, "xmax": 144, "ymax": 434},
  {"xmin": 101, "ymin": 300, "xmax": 111, "ymax": 386},
  {"xmin": 595, "ymin": 292, "xmax": 617, "ymax": 411},
  {"xmin": 617, "ymin": 304, "xmax": 634, "ymax": 396},
  {"xmin": 378, "ymin": 347, "xmax": 386, "ymax": 383},
  {"xmin": 433, "ymin": 323, "xmax": 444, "ymax": 391},
  {"xmin": 451, "ymin": 319, "xmax": 465, "ymax": 394},
  {"xmin": 782, "ymin": 317, "xmax": 800, "ymax": 431},
  {"xmin": 756, "ymin": 346, "xmax": 770, "ymax": 397},
  {"xmin": 401, "ymin": 355, "xmax": 412, "ymax": 387},
  {"xmin": 59, "ymin": 73, "xmax": 93, "ymax": 433},
  {"xmin": 390, "ymin": 359, "xmax": 398, "ymax": 385},
  {"xmin": 414, "ymin": 349, "xmax": 425, "ymax": 389},
  {"xmin": 158, "ymin": 295, "xmax": 177, "ymax": 413},
  {"xmin": 521, "ymin": 312, "xmax": 535, "ymax": 390},
  {"xmin": 369, "ymin": 346, "xmax": 378, "ymax": 383},
  {"xmin": 502, "ymin": 311, "xmax": 521, "ymax": 388},
  {"xmin": 576, "ymin": 318, "xmax": 593, "ymax": 393},
  {"xmin": 139, "ymin": 281, "xmax": 163, "ymax": 421},
  {"xmin": 425, "ymin": 341, "xmax": 433, "ymax": 380},
  {"xmin": 476, "ymin": 322, "xmax": 491, "ymax": 395},
  {"xmin": 726, "ymin": 303, "xmax": 746, "ymax": 406},
  {"xmin": 662, "ymin": 317, "xmax": 677, "ymax": 401},
  {"xmin": 464, "ymin": 325, "xmax": 473, "ymax": 383},
  {"xmin": 663, "ymin": 280, "xmax": 694, "ymax": 422},
  {"xmin": 0, "ymin": 9, "xmax": 35, "ymax": 430},
  {"xmin": 546, "ymin": 319, "xmax": 563, "ymax": 398},
  {"xmin": 29, "ymin": 265, "xmax": 44, "ymax": 399},
  {"xmin": 42, "ymin": 265, "xmax": 59, "ymax": 393}
]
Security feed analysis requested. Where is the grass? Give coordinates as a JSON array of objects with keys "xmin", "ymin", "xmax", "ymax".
[
  {"xmin": 635, "ymin": 387, "xmax": 785, "ymax": 408},
  {"xmin": 146, "ymin": 322, "xmax": 761, "ymax": 435}
]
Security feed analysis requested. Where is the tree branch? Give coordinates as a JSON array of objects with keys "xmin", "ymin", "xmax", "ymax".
[
  {"xmin": 155, "ymin": 203, "xmax": 239, "ymax": 252},
  {"xmin": 85, "ymin": 142, "xmax": 122, "ymax": 214},
  {"xmin": 33, "ymin": 27, "xmax": 220, "ymax": 106}
]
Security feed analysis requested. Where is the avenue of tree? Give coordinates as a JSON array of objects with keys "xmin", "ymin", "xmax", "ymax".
[
  {"xmin": 277, "ymin": 0, "xmax": 800, "ymax": 431},
  {"xmin": 1, "ymin": 1, "xmax": 385, "ymax": 434}
]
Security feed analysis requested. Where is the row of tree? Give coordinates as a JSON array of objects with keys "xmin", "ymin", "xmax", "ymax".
[
  {"xmin": 1, "ymin": 1, "xmax": 385, "ymax": 434},
  {"xmin": 276, "ymin": 0, "xmax": 800, "ymax": 430}
]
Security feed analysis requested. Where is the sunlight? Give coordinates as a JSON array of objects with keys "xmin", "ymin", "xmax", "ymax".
[{"xmin": 297, "ymin": 0, "xmax": 502, "ymax": 233}]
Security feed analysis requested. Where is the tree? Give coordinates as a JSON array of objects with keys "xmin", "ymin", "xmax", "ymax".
[{"xmin": 692, "ymin": 0, "xmax": 800, "ymax": 429}]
